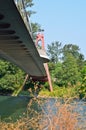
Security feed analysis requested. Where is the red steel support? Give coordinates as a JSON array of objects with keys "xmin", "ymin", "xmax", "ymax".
[
  {"xmin": 36, "ymin": 33, "xmax": 53, "ymax": 91},
  {"xmin": 36, "ymin": 33, "xmax": 45, "ymax": 49}
]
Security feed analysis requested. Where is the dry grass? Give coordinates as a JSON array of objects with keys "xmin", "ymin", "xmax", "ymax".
[
  {"xmin": 0, "ymin": 98, "xmax": 85, "ymax": 130},
  {"xmin": 38, "ymin": 98, "xmax": 78, "ymax": 130}
]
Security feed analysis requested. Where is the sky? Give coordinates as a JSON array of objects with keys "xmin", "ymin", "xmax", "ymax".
[{"xmin": 31, "ymin": 0, "xmax": 86, "ymax": 59}]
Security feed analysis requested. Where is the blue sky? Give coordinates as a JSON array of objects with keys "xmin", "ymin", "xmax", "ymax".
[{"xmin": 31, "ymin": 0, "xmax": 86, "ymax": 59}]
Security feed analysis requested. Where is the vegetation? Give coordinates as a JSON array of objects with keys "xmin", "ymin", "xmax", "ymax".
[
  {"xmin": 0, "ymin": 98, "xmax": 85, "ymax": 130},
  {"xmin": 0, "ymin": 0, "xmax": 42, "ymax": 96},
  {"xmin": 0, "ymin": 41, "xmax": 86, "ymax": 98},
  {"xmin": 40, "ymin": 42, "xmax": 86, "ymax": 99},
  {"xmin": 0, "ymin": 1, "xmax": 86, "ymax": 130},
  {"xmin": 0, "ymin": 59, "xmax": 25, "ymax": 95},
  {"xmin": 0, "ymin": 0, "xmax": 86, "ymax": 99}
]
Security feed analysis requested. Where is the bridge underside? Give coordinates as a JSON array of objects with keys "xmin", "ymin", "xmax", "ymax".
[{"xmin": 0, "ymin": 0, "xmax": 47, "ymax": 81}]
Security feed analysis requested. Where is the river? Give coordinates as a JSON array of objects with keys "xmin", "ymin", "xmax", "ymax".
[{"xmin": 0, "ymin": 96, "xmax": 86, "ymax": 129}]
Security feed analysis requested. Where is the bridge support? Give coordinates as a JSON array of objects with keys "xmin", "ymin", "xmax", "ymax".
[{"xmin": 36, "ymin": 33, "xmax": 53, "ymax": 92}]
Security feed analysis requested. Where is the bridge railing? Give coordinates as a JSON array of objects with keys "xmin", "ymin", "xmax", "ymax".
[{"xmin": 14, "ymin": 0, "xmax": 33, "ymax": 38}]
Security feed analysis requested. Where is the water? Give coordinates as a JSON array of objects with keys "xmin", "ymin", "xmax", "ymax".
[
  {"xmin": 0, "ymin": 96, "xmax": 30, "ymax": 121},
  {"xmin": 75, "ymin": 100, "xmax": 86, "ymax": 129},
  {"xmin": 0, "ymin": 96, "xmax": 86, "ymax": 129}
]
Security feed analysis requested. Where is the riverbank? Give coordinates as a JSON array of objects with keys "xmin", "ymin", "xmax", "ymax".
[
  {"xmin": 38, "ymin": 83, "xmax": 86, "ymax": 100},
  {"xmin": 39, "ymin": 86, "xmax": 77, "ymax": 98}
]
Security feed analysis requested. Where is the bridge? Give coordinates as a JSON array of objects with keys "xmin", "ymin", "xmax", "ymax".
[{"xmin": 0, "ymin": 0, "xmax": 53, "ymax": 91}]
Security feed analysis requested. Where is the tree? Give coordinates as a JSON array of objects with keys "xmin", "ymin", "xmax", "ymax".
[
  {"xmin": 47, "ymin": 41, "xmax": 62, "ymax": 63},
  {"xmin": 0, "ymin": 59, "xmax": 25, "ymax": 95},
  {"xmin": 62, "ymin": 44, "xmax": 80, "ymax": 60},
  {"xmin": 76, "ymin": 64, "xmax": 86, "ymax": 98},
  {"xmin": 62, "ymin": 53, "xmax": 80, "ymax": 86},
  {"xmin": 15, "ymin": 0, "xmax": 35, "ymax": 16},
  {"xmin": 31, "ymin": 22, "xmax": 41, "ymax": 41},
  {"xmin": 62, "ymin": 44, "xmax": 85, "ymax": 77},
  {"xmin": 77, "ymin": 53, "xmax": 85, "ymax": 71},
  {"xmin": 47, "ymin": 43, "xmax": 84, "ymax": 87},
  {"xmin": 51, "ymin": 62, "xmax": 63, "ymax": 86}
]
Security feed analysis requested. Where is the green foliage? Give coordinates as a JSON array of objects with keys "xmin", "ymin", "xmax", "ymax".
[
  {"xmin": 31, "ymin": 22, "xmax": 41, "ymax": 40},
  {"xmin": 77, "ymin": 53, "xmax": 85, "ymax": 71},
  {"xmin": 16, "ymin": 0, "xmax": 35, "ymax": 17},
  {"xmin": 22, "ymin": 78, "xmax": 44, "ymax": 97},
  {"xmin": 62, "ymin": 44, "xmax": 80, "ymax": 60},
  {"xmin": 24, "ymin": 0, "xmax": 34, "ymax": 8},
  {"xmin": 47, "ymin": 41, "xmax": 62, "ymax": 63},
  {"xmin": 46, "ymin": 42, "xmax": 86, "ymax": 98},
  {"xmin": 77, "ymin": 65, "xmax": 86, "ymax": 98},
  {"xmin": 47, "ymin": 43, "xmax": 84, "ymax": 87},
  {"xmin": 0, "ymin": 59, "xmax": 25, "ymax": 95},
  {"xmin": 39, "ymin": 85, "xmax": 77, "ymax": 98},
  {"xmin": 62, "ymin": 53, "xmax": 80, "ymax": 86}
]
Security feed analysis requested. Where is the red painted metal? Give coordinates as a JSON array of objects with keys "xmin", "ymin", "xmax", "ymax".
[
  {"xmin": 35, "ymin": 33, "xmax": 53, "ymax": 91},
  {"xmin": 36, "ymin": 33, "xmax": 45, "ymax": 49}
]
